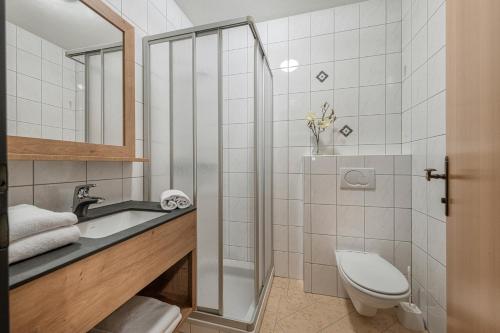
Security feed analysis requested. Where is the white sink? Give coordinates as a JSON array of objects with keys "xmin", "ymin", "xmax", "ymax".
[{"xmin": 77, "ymin": 210, "xmax": 167, "ymax": 239}]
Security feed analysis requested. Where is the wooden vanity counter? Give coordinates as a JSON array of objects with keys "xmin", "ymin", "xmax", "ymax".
[{"xmin": 9, "ymin": 208, "xmax": 196, "ymax": 333}]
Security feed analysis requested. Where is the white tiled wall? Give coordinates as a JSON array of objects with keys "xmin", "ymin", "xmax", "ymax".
[
  {"xmin": 222, "ymin": 26, "xmax": 256, "ymax": 262},
  {"xmin": 401, "ymin": 0, "xmax": 447, "ymax": 332},
  {"xmin": 8, "ymin": 160, "xmax": 144, "ymax": 211},
  {"xmin": 302, "ymin": 155, "xmax": 412, "ymax": 297},
  {"xmin": 6, "ymin": 22, "xmax": 84, "ymax": 141},
  {"xmin": 258, "ymin": 0, "xmax": 403, "ymax": 157},
  {"xmin": 257, "ymin": 0, "xmax": 404, "ymax": 280},
  {"xmin": 7, "ymin": 0, "xmax": 193, "ymax": 211}
]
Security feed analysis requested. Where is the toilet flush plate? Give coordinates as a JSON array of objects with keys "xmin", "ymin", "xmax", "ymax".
[{"xmin": 340, "ymin": 168, "xmax": 376, "ymax": 190}]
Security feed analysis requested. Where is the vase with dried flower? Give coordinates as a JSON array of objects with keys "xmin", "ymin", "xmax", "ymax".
[{"xmin": 306, "ymin": 102, "xmax": 337, "ymax": 154}]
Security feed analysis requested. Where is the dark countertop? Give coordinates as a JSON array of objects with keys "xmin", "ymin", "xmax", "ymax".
[{"xmin": 9, "ymin": 201, "xmax": 196, "ymax": 289}]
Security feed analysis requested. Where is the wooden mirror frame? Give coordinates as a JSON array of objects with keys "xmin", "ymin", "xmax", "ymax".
[{"xmin": 8, "ymin": 0, "xmax": 138, "ymax": 161}]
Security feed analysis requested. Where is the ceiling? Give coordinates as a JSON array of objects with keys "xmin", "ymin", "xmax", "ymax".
[
  {"xmin": 6, "ymin": 0, "xmax": 122, "ymax": 51},
  {"xmin": 175, "ymin": 0, "xmax": 364, "ymax": 26}
]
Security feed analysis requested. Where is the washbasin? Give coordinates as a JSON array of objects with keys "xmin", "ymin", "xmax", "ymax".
[{"xmin": 77, "ymin": 210, "xmax": 167, "ymax": 238}]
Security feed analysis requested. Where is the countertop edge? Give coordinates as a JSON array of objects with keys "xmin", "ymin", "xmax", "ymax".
[{"xmin": 9, "ymin": 201, "xmax": 196, "ymax": 289}]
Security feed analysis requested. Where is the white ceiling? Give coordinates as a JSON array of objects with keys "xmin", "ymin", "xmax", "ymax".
[
  {"xmin": 6, "ymin": 0, "xmax": 122, "ymax": 51},
  {"xmin": 175, "ymin": 0, "xmax": 364, "ymax": 26}
]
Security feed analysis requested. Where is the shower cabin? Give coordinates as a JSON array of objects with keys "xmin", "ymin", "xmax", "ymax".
[{"xmin": 143, "ymin": 18, "xmax": 274, "ymax": 330}]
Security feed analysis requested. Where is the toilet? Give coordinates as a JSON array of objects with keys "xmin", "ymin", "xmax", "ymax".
[{"xmin": 336, "ymin": 250, "xmax": 410, "ymax": 317}]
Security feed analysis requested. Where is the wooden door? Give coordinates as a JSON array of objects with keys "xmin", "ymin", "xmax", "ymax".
[{"xmin": 447, "ymin": 1, "xmax": 500, "ymax": 332}]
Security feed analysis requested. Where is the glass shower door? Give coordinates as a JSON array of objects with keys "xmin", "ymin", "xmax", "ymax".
[
  {"xmin": 263, "ymin": 63, "xmax": 273, "ymax": 281},
  {"xmin": 148, "ymin": 41, "xmax": 170, "ymax": 200},
  {"xmin": 256, "ymin": 47, "xmax": 273, "ymax": 296},
  {"xmin": 221, "ymin": 25, "xmax": 257, "ymax": 322},
  {"xmin": 148, "ymin": 35, "xmax": 222, "ymax": 314},
  {"xmin": 149, "ymin": 37, "xmax": 194, "ymax": 200},
  {"xmin": 195, "ymin": 32, "xmax": 222, "ymax": 313},
  {"xmin": 145, "ymin": 19, "xmax": 273, "ymax": 327},
  {"xmin": 256, "ymin": 44, "xmax": 265, "ymax": 294},
  {"xmin": 170, "ymin": 38, "xmax": 194, "ymax": 200}
]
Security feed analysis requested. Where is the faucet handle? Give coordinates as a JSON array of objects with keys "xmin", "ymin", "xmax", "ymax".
[
  {"xmin": 74, "ymin": 184, "xmax": 96, "ymax": 198},
  {"xmin": 72, "ymin": 184, "xmax": 104, "ymax": 217}
]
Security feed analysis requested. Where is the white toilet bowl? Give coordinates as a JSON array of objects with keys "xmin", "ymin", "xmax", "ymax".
[{"xmin": 336, "ymin": 250, "xmax": 410, "ymax": 317}]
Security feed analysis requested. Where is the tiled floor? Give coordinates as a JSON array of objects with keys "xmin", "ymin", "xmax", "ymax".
[{"xmin": 260, "ymin": 277, "xmax": 426, "ymax": 333}]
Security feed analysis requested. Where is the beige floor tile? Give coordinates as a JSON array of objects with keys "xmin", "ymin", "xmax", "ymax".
[
  {"xmin": 288, "ymin": 279, "xmax": 304, "ymax": 292},
  {"xmin": 260, "ymin": 310, "xmax": 278, "ymax": 333},
  {"xmin": 320, "ymin": 317, "xmax": 359, "ymax": 333},
  {"xmin": 265, "ymin": 295, "xmax": 282, "ymax": 313},
  {"xmin": 308, "ymin": 292, "xmax": 355, "ymax": 310},
  {"xmin": 272, "ymin": 277, "xmax": 290, "ymax": 289},
  {"xmin": 384, "ymin": 322, "xmax": 427, "ymax": 333},
  {"xmin": 269, "ymin": 287, "xmax": 287, "ymax": 298},
  {"xmin": 320, "ymin": 315, "xmax": 365, "ymax": 333},
  {"xmin": 299, "ymin": 300, "xmax": 353, "ymax": 330},
  {"xmin": 360, "ymin": 308, "xmax": 398, "ymax": 331},
  {"xmin": 259, "ymin": 278, "xmax": 410, "ymax": 333},
  {"xmin": 320, "ymin": 309, "xmax": 397, "ymax": 333},
  {"xmin": 276, "ymin": 291, "xmax": 315, "ymax": 319},
  {"xmin": 287, "ymin": 285, "xmax": 311, "ymax": 298},
  {"xmin": 275, "ymin": 310, "xmax": 330, "ymax": 333}
]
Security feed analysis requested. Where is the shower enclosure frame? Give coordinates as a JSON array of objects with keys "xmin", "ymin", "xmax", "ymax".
[
  {"xmin": 142, "ymin": 17, "xmax": 274, "ymax": 331},
  {"xmin": 66, "ymin": 44, "xmax": 124, "ymax": 144}
]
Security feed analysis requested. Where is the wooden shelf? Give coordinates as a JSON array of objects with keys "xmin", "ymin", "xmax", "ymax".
[
  {"xmin": 178, "ymin": 306, "xmax": 193, "ymax": 329},
  {"xmin": 8, "ymin": 153, "xmax": 148, "ymax": 162},
  {"xmin": 138, "ymin": 253, "xmax": 196, "ymax": 332}
]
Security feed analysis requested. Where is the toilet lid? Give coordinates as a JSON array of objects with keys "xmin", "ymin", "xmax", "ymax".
[{"xmin": 339, "ymin": 252, "xmax": 409, "ymax": 295}]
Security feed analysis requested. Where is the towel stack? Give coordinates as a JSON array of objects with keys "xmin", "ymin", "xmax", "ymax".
[
  {"xmin": 8, "ymin": 204, "xmax": 80, "ymax": 264},
  {"xmin": 160, "ymin": 190, "xmax": 192, "ymax": 211},
  {"xmin": 91, "ymin": 296, "xmax": 182, "ymax": 333}
]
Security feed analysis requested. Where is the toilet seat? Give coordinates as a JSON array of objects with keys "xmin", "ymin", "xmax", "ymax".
[{"xmin": 337, "ymin": 251, "xmax": 409, "ymax": 296}]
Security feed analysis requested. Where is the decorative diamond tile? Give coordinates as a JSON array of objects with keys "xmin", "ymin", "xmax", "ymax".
[
  {"xmin": 340, "ymin": 125, "xmax": 353, "ymax": 137},
  {"xmin": 316, "ymin": 70, "xmax": 329, "ymax": 83}
]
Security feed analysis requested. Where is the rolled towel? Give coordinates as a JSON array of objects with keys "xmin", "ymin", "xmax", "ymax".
[
  {"xmin": 92, "ymin": 296, "xmax": 181, "ymax": 333},
  {"xmin": 8, "ymin": 204, "xmax": 78, "ymax": 242},
  {"xmin": 161, "ymin": 200, "xmax": 178, "ymax": 212},
  {"xmin": 173, "ymin": 196, "xmax": 191, "ymax": 210},
  {"xmin": 160, "ymin": 190, "xmax": 192, "ymax": 211},
  {"xmin": 9, "ymin": 225, "xmax": 80, "ymax": 264}
]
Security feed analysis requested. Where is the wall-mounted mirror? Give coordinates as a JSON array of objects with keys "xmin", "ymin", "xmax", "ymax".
[{"xmin": 6, "ymin": 0, "xmax": 136, "ymax": 160}]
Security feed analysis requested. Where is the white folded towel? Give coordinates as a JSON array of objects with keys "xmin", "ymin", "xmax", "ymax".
[
  {"xmin": 9, "ymin": 225, "xmax": 80, "ymax": 264},
  {"xmin": 92, "ymin": 296, "xmax": 181, "ymax": 333},
  {"xmin": 164, "ymin": 313, "xmax": 182, "ymax": 333},
  {"xmin": 160, "ymin": 190, "xmax": 192, "ymax": 211},
  {"xmin": 8, "ymin": 204, "xmax": 78, "ymax": 242},
  {"xmin": 90, "ymin": 312, "xmax": 182, "ymax": 333}
]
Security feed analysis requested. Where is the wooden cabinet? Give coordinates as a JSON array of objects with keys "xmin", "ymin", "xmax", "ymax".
[{"xmin": 9, "ymin": 211, "xmax": 197, "ymax": 333}]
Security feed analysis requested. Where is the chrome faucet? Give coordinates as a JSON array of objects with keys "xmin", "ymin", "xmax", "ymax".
[{"xmin": 72, "ymin": 184, "xmax": 104, "ymax": 217}]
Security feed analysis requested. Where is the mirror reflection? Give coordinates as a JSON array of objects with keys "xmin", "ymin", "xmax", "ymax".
[{"xmin": 6, "ymin": 0, "xmax": 124, "ymax": 145}]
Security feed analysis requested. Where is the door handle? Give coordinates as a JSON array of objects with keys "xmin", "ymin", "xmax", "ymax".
[
  {"xmin": 424, "ymin": 156, "xmax": 449, "ymax": 216},
  {"xmin": 424, "ymin": 168, "xmax": 445, "ymax": 181}
]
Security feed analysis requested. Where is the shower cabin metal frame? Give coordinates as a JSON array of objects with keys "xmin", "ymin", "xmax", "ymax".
[
  {"xmin": 142, "ymin": 17, "xmax": 274, "ymax": 331},
  {"xmin": 66, "ymin": 44, "xmax": 123, "ymax": 144}
]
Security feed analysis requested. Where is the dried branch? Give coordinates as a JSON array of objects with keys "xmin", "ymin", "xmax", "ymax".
[{"xmin": 305, "ymin": 102, "xmax": 337, "ymax": 154}]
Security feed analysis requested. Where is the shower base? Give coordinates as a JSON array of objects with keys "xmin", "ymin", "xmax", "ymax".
[
  {"xmin": 223, "ymin": 259, "xmax": 256, "ymax": 322},
  {"xmin": 189, "ymin": 263, "xmax": 274, "ymax": 332}
]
